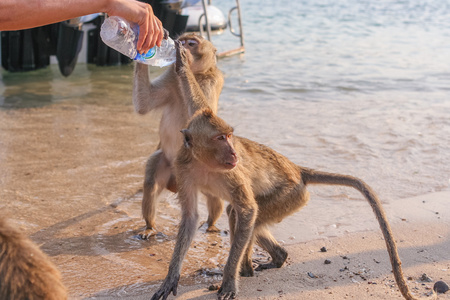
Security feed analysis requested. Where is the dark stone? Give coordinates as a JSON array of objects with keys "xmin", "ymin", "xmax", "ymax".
[{"xmin": 433, "ymin": 281, "xmax": 449, "ymax": 294}]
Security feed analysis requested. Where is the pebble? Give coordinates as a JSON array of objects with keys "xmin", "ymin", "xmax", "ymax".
[
  {"xmin": 208, "ymin": 284, "xmax": 220, "ymax": 291},
  {"xmin": 320, "ymin": 247, "xmax": 327, "ymax": 252},
  {"xmin": 433, "ymin": 281, "xmax": 449, "ymax": 294},
  {"xmin": 324, "ymin": 259, "xmax": 332, "ymax": 264},
  {"xmin": 420, "ymin": 273, "xmax": 433, "ymax": 282}
]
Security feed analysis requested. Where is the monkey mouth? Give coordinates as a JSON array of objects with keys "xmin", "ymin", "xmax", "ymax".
[{"xmin": 225, "ymin": 159, "xmax": 238, "ymax": 169}]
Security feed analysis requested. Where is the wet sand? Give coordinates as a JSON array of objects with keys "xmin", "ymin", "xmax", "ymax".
[{"xmin": 1, "ymin": 101, "xmax": 449, "ymax": 299}]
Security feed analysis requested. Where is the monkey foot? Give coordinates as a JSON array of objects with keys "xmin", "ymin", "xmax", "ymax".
[
  {"xmin": 206, "ymin": 225, "xmax": 220, "ymax": 233},
  {"xmin": 218, "ymin": 286, "xmax": 237, "ymax": 300},
  {"xmin": 239, "ymin": 268, "xmax": 254, "ymax": 277},
  {"xmin": 198, "ymin": 222, "xmax": 221, "ymax": 233},
  {"xmin": 138, "ymin": 227, "xmax": 157, "ymax": 240},
  {"xmin": 255, "ymin": 262, "xmax": 280, "ymax": 271},
  {"xmin": 151, "ymin": 273, "xmax": 180, "ymax": 300}
]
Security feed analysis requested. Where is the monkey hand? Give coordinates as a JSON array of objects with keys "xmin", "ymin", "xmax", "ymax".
[
  {"xmin": 217, "ymin": 282, "xmax": 237, "ymax": 300},
  {"xmin": 175, "ymin": 40, "xmax": 192, "ymax": 75},
  {"xmin": 150, "ymin": 274, "xmax": 180, "ymax": 300},
  {"xmin": 163, "ymin": 29, "xmax": 169, "ymax": 40}
]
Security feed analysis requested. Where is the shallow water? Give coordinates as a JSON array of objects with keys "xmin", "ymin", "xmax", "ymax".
[{"xmin": 1, "ymin": 0, "xmax": 450, "ymax": 297}]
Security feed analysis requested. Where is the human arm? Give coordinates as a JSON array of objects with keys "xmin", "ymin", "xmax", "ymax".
[{"xmin": 0, "ymin": 0, "xmax": 163, "ymax": 52}]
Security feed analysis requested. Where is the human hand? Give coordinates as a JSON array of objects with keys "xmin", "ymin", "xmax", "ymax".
[{"xmin": 105, "ymin": 0, "xmax": 164, "ymax": 53}]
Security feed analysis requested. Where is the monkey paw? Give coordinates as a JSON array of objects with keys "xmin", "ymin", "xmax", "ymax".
[
  {"xmin": 206, "ymin": 224, "xmax": 220, "ymax": 233},
  {"xmin": 254, "ymin": 262, "xmax": 280, "ymax": 271},
  {"xmin": 175, "ymin": 41, "xmax": 189, "ymax": 75},
  {"xmin": 151, "ymin": 274, "xmax": 180, "ymax": 300},
  {"xmin": 198, "ymin": 221, "xmax": 220, "ymax": 233},
  {"xmin": 239, "ymin": 260, "xmax": 255, "ymax": 277},
  {"xmin": 239, "ymin": 267, "xmax": 254, "ymax": 277},
  {"xmin": 138, "ymin": 228, "xmax": 157, "ymax": 240},
  {"xmin": 217, "ymin": 285, "xmax": 237, "ymax": 300},
  {"xmin": 163, "ymin": 28, "xmax": 169, "ymax": 40}
]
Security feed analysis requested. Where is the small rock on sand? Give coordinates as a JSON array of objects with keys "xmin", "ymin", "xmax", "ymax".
[
  {"xmin": 433, "ymin": 281, "xmax": 449, "ymax": 294},
  {"xmin": 420, "ymin": 273, "xmax": 433, "ymax": 282}
]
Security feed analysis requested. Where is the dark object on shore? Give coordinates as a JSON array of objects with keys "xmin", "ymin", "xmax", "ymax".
[
  {"xmin": 324, "ymin": 259, "xmax": 332, "ymax": 264},
  {"xmin": 208, "ymin": 284, "xmax": 220, "ymax": 291},
  {"xmin": 433, "ymin": 281, "xmax": 449, "ymax": 294},
  {"xmin": 420, "ymin": 273, "xmax": 433, "ymax": 282},
  {"xmin": 320, "ymin": 246, "xmax": 327, "ymax": 252}
]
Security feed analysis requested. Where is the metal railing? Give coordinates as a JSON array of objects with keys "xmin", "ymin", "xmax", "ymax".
[{"xmin": 198, "ymin": 0, "xmax": 245, "ymax": 58}]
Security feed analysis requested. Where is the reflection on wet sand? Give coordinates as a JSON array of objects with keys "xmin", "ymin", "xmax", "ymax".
[{"xmin": 0, "ymin": 89, "xmax": 234, "ymax": 298}]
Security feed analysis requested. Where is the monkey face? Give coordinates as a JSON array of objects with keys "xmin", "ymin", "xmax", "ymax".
[
  {"xmin": 186, "ymin": 130, "xmax": 238, "ymax": 172},
  {"xmin": 183, "ymin": 110, "xmax": 238, "ymax": 171},
  {"xmin": 210, "ymin": 132, "xmax": 239, "ymax": 170},
  {"xmin": 177, "ymin": 34, "xmax": 202, "ymax": 60},
  {"xmin": 177, "ymin": 33, "xmax": 217, "ymax": 73}
]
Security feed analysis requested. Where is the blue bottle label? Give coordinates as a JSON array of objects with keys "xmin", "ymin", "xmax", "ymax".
[{"xmin": 134, "ymin": 47, "xmax": 156, "ymax": 61}]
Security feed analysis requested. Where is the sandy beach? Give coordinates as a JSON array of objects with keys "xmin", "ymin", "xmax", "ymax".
[
  {"xmin": 87, "ymin": 192, "xmax": 450, "ymax": 300},
  {"xmin": 0, "ymin": 101, "xmax": 448, "ymax": 300}
]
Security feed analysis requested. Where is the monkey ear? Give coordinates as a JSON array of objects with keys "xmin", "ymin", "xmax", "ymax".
[{"xmin": 181, "ymin": 129, "xmax": 193, "ymax": 148}]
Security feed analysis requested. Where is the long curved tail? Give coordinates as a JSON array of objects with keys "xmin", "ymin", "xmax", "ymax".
[{"xmin": 301, "ymin": 167, "xmax": 429, "ymax": 300}]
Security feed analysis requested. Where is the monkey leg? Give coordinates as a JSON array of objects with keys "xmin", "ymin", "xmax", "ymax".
[
  {"xmin": 225, "ymin": 204, "xmax": 236, "ymax": 242},
  {"xmin": 241, "ymin": 225, "xmax": 289, "ymax": 275},
  {"xmin": 151, "ymin": 190, "xmax": 200, "ymax": 300},
  {"xmin": 228, "ymin": 206, "xmax": 287, "ymax": 274},
  {"xmin": 204, "ymin": 193, "xmax": 224, "ymax": 232},
  {"xmin": 140, "ymin": 149, "xmax": 172, "ymax": 239},
  {"xmin": 254, "ymin": 226, "xmax": 288, "ymax": 271},
  {"xmin": 219, "ymin": 202, "xmax": 257, "ymax": 299},
  {"xmin": 227, "ymin": 204, "xmax": 255, "ymax": 277},
  {"xmin": 240, "ymin": 236, "xmax": 257, "ymax": 277}
]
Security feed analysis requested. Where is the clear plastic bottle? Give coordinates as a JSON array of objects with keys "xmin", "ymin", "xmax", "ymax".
[{"xmin": 100, "ymin": 16, "xmax": 176, "ymax": 67}]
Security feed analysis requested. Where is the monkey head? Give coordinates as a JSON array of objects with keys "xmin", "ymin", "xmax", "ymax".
[
  {"xmin": 177, "ymin": 33, "xmax": 217, "ymax": 73},
  {"xmin": 181, "ymin": 109, "xmax": 238, "ymax": 171}
]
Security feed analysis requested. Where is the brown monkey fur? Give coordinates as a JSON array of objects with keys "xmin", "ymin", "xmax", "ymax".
[
  {"xmin": 132, "ymin": 33, "xmax": 225, "ymax": 239},
  {"xmin": 150, "ymin": 42, "xmax": 429, "ymax": 300},
  {"xmin": 0, "ymin": 217, "xmax": 67, "ymax": 300}
]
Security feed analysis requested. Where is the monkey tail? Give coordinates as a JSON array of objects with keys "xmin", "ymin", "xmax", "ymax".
[{"xmin": 301, "ymin": 168, "xmax": 435, "ymax": 300}]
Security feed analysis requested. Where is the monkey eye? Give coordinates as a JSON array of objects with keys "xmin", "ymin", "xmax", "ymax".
[
  {"xmin": 214, "ymin": 133, "xmax": 232, "ymax": 141},
  {"xmin": 215, "ymin": 135, "xmax": 226, "ymax": 141},
  {"xmin": 187, "ymin": 39, "xmax": 198, "ymax": 47},
  {"xmin": 180, "ymin": 39, "xmax": 198, "ymax": 47}
]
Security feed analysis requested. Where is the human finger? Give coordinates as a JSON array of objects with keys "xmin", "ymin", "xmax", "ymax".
[{"xmin": 136, "ymin": 18, "xmax": 149, "ymax": 53}]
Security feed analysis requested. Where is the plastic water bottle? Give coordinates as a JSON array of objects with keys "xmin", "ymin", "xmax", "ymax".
[{"xmin": 100, "ymin": 16, "xmax": 176, "ymax": 67}]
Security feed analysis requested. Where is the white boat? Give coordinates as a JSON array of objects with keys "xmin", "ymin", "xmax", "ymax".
[{"xmin": 182, "ymin": 3, "xmax": 227, "ymax": 32}]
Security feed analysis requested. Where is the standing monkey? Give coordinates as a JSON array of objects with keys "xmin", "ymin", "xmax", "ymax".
[
  {"xmin": 132, "ymin": 33, "xmax": 225, "ymax": 239},
  {"xmin": 150, "ymin": 44, "xmax": 428, "ymax": 300},
  {"xmin": 0, "ymin": 217, "xmax": 67, "ymax": 300}
]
